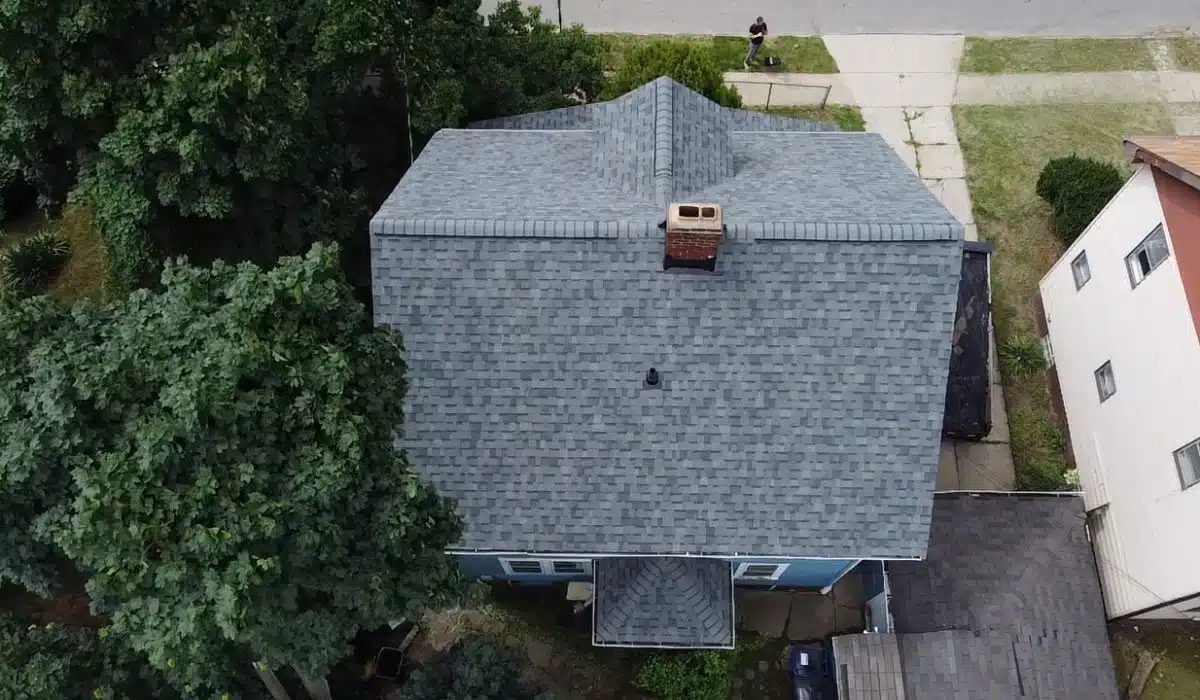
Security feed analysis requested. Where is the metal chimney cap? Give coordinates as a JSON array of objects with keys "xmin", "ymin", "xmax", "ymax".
[{"xmin": 645, "ymin": 368, "xmax": 660, "ymax": 386}]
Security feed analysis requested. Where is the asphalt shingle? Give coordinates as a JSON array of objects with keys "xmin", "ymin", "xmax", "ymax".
[
  {"xmin": 371, "ymin": 77, "xmax": 964, "ymax": 559},
  {"xmin": 593, "ymin": 557, "xmax": 734, "ymax": 647},
  {"xmin": 887, "ymin": 494, "xmax": 1120, "ymax": 700}
]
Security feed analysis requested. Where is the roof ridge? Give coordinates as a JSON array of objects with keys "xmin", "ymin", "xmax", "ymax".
[{"xmin": 653, "ymin": 78, "xmax": 675, "ymax": 207}]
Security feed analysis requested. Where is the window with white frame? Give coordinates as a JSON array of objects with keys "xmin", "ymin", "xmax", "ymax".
[
  {"xmin": 1175, "ymin": 438, "xmax": 1200, "ymax": 490},
  {"xmin": 1126, "ymin": 224, "xmax": 1170, "ymax": 287},
  {"xmin": 734, "ymin": 563, "xmax": 789, "ymax": 581},
  {"xmin": 499, "ymin": 558, "xmax": 592, "ymax": 576},
  {"xmin": 1094, "ymin": 361, "xmax": 1116, "ymax": 402},
  {"xmin": 1041, "ymin": 335, "xmax": 1055, "ymax": 368},
  {"xmin": 1070, "ymin": 251, "xmax": 1091, "ymax": 289}
]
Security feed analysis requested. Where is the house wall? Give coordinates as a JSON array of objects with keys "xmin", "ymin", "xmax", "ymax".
[
  {"xmin": 1133, "ymin": 592, "xmax": 1200, "ymax": 621},
  {"xmin": 1153, "ymin": 167, "xmax": 1200, "ymax": 341},
  {"xmin": 1038, "ymin": 163, "xmax": 1200, "ymax": 619},
  {"xmin": 455, "ymin": 553, "xmax": 861, "ymax": 589},
  {"xmin": 858, "ymin": 560, "xmax": 892, "ymax": 633}
]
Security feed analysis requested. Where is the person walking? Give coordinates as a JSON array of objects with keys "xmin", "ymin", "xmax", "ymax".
[{"xmin": 745, "ymin": 16, "xmax": 768, "ymax": 67}]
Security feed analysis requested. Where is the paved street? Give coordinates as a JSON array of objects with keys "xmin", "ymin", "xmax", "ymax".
[{"xmin": 483, "ymin": 0, "xmax": 1198, "ymax": 37}]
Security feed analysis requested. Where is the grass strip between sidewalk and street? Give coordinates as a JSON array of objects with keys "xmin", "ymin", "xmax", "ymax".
[
  {"xmin": 758, "ymin": 105, "xmax": 866, "ymax": 132},
  {"xmin": 960, "ymin": 37, "xmax": 1156, "ymax": 73},
  {"xmin": 953, "ymin": 103, "xmax": 1173, "ymax": 489},
  {"xmin": 1168, "ymin": 37, "xmax": 1200, "ymax": 71},
  {"xmin": 600, "ymin": 34, "xmax": 837, "ymax": 74}
]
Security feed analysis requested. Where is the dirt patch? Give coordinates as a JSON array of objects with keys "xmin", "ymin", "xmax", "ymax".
[{"xmin": 1111, "ymin": 620, "xmax": 1200, "ymax": 700}]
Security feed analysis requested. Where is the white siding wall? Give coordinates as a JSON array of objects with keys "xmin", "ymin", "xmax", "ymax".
[{"xmin": 1039, "ymin": 164, "xmax": 1200, "ymax": 619}]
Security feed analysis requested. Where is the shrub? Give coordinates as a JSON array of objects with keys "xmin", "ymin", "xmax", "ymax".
[
  {"xmin": 1016, "ymin": 458, "xmax": 1071, "ymax": 491},
  {"xmin": 998, "ymin": 335, "xmax": 1047, "ymax": 378},
  {"xmin": 602, "ymin": 40, "xmax": 743, "ymax": 107},
  {"xmin": 1035, "ymin": 155, "xmax": 1124, "ymax": 245},
  {"xmin": 635, "ymin": 650, "xmax": 733, "ymax": 700},
  {"xmin": 0, "ymin": 231, "xmax": 71, "ymax": 295},
  {"xmin": 395, "ymin": 636, "xmax": 550, "ymax": 700}
]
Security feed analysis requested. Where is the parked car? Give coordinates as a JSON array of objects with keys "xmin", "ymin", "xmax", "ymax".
[{"xmin": 789, "ymin": 642, "xmax": 836, "ymax": 700}]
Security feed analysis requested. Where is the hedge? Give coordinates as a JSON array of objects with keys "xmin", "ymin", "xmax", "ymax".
[{"xmin": 1035, "ymin": 155, "xmax": 1124, "ymax": 246}]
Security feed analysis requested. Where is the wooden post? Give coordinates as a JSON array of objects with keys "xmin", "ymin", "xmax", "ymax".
[
  {"xmin": 253, "ymin": 662, "xmax": 292, "ymax": 700},
  {"xmin": 1124, "ymin": 649, "xmax": 1158, "ymax": 700},
  {"xmin": 297, "ymin": 672, "xmax": 333, "ymax": 700}
]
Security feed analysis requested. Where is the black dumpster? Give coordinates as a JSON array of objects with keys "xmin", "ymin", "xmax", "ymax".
[{"xmin": 943, "ymin": 242, "xmax": 994, "ymax": 441}]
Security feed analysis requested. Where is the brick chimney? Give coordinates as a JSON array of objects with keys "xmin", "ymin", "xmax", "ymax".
[{"xmin": 663, "ymin": 203, "xmax": 724, "ymax": 271}]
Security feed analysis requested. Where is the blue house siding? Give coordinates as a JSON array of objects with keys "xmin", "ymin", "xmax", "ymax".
[{"xmin": 457, "ymin": 554, "xmax": 859, "ymax": 589}]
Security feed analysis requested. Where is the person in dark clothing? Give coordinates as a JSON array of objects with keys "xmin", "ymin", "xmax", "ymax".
[{"xmin": 745, "ymin": 17, "xmax": 767, "ymax": 67}]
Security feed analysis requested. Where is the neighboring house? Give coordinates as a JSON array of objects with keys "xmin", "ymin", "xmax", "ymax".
[
  {"xmin": 1036, "ymin": 135, "xmax": 1200, "ymax": 621},
  {"xmin": 832, "ymin": 493, "xmax": 1119, "ymax": 700},
  {"xmin": 369, "ymin": 77, "xmax": 967, "ymax": 649}
]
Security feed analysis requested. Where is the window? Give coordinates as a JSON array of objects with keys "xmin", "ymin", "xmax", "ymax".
[
  {"xmin": 501, "ymin": 559, "xmax": 545, "ymax": 575},
  {"xmin": 734, "ymin": 563, "xmax": 789, "ymax": 581},
  {"xmin": 1175, "ymin": 438, "xmax": 1200, "ymax": 490},
  {"xmin": 1071, "ymin": 251, "xmax": 1091, "ymax": 289},
  {"xmin": 498, "ymin": 558, "xmax": 592, "ymax": 576},
  {"xmin": 1126, "ymin": 224, "xmax": 1170, "ymax": 287},
  {"xmin": 1094, "ymin": 362, "xmax": 1116, "ymax": 402},
  {"xmin": 1041, "ymin": 335, "xmax": 1055, "ymax": 368},
  {"xmin": 552, "ymin": 561, "xmax": 587, "ymax": 575}
]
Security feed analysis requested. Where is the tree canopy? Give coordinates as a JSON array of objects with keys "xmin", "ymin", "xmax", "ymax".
[
  {"xmin": 0, "ymin": 616, "xmax": 181, "ymax": 700},
  {"xmin": 0, "ymin": 0, "xmax": 606, "ymax": 294},
  {"xmin": 1, "ymin": 245, "xmax": 463, "ymax": 692},
  {"xmin": 601, "ymin": 39, "xmax": 743, "ymax": 107}
]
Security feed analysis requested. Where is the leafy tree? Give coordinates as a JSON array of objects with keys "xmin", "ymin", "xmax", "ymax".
[
  {"xmin": 396, "ymin": 637, "xmax": 551, "ymax": 700},
  {"xmin": 0, "ymin": 291, "xmax": 76, "ymax": 595},
  {"xmin": 0, "ymin": 616, "xmax": 181, "ymax": 700},
  {"xmin": 601, "ymin": 40, "xmax": 743, "ymax": 107},
  {"xmin": 13, "ymin": 244, "xmax": 464, "ymax": 692},
  {"xmin": 0, "ymin": 0, "xmax": 606, "ymax": 294}
]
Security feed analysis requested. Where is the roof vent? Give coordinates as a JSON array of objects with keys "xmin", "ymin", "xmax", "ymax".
[{"xmin": 663, "ymin": 203, "xmax": 724, "ymax": 271}]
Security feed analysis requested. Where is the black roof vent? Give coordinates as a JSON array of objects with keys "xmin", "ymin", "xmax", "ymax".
[{"xmin": 645, "ymin": 367, "xmax": 661, "ymax": 387}]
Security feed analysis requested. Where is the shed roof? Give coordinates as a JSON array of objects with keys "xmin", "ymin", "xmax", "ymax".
[
  {"xmin": 888, "ymin": 494, "xmax": 1120, "ymax": 700},
  {"xmin": 371, "ymin": 78, "xmax": 964, "ymax": 558}
]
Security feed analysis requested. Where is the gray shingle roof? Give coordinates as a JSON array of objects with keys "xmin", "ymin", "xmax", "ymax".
[
  {"xmin": 887, "ymin": 494, "xmax": 1120, "ymax": 700},
  {"xmin": 592, "ymin": 557, "xmax": 734, "ymax": 648},
  {"xmin": 371, "ymin": 77, "xmax": 964, "ymax": 559}
]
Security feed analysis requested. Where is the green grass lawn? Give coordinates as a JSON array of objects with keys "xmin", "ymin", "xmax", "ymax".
[
  {"xmin": 1112, "ymin": 621, "xmax": 1200, "ymax": 700},
  {"xmin": 758, "ymin": 105, "xmax": 866, "ymax": 132},
  {"xmin": 960, "ymin": 37, "xmax": 1156, "ymax": 73},
  {"xmin": 953, "ymin": 104, "xmax": 1173, "ymax": 488},
  {"xmin": 600, "ymin": 34, "xmax": 837, "ymax": 74},
  {"xmin": 0, "ymin": 206, "xmax": 105, "ymax": 302},
  {"xmin": 1169, "ymin": 38, "xmax": 1200, "ymax": 71}
]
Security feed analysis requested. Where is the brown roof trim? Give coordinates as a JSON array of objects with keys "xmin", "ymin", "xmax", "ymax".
[{"xmin": 1124, "ymin": 137, "xmax": 1200, "ymax": 193}]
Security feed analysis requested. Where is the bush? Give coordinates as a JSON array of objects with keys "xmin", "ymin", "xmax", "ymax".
[
  {"xmin": 0, "ymin": 231, "xmax": 71, "ymax": 295},
  {"xmin": 602, "ymin": 40, "xmax": 743, "ymax": 107},
  {"xmin": 635, "ymin": 650, "xmax": 733, "ymax": 700},
  {"xmin": 395, "ymin": 636, "xmax": 550, "ymax": 700},
  {"xmin": 1016, "ymin": 458, "xmax": 1071, "ymax": 491},
  {"xmin": 998, "ymin": 335, "xmax": 1047, "ymax": 378},
  {"xmin": 1035, "ymin": 155, "xmax": 1124, "ymax": 245}
]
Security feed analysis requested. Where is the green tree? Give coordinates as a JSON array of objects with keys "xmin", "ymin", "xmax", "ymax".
[
  {"xmin": 0, "ymin": 291, "xmax": 75, "ymax": 595},
  {"xmin": 396, "ymin": 637, "xmax": 551, "ymax": 700},
  {"xmin": 0, "ymin": 616, "xmax": 181, "ymax": 700},
  {"xmin": 0, "ymin": 0, "xmax": 606, "ymax": 294},
  {"xmin": 601, "ymin": 40, "xmax": 743, "ymax": 107},
  {"xmin": 15, "ymin": 244, "xmax": 463, "ymax": 692}
]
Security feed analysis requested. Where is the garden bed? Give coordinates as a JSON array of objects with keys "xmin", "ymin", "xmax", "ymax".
[{"xmin": 952, "ymin": 103, "xmax": 1173, "ymax": 489}]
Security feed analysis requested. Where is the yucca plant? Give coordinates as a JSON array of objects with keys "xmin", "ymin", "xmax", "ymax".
[
  {"xmin": 999, "ymin": 335, "xmax": 1047, "ymax": 378},
  {"xmin": 0, "ymin": 231, "xmax": 71, "ymax": 296}
]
